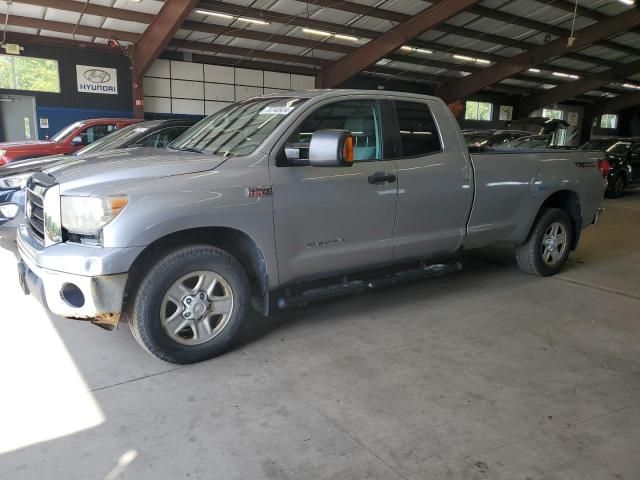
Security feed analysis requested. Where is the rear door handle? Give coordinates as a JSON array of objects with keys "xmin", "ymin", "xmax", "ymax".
[{"xmin": 368, "ymin": 171, "xmax": 397, "ymax": 184}]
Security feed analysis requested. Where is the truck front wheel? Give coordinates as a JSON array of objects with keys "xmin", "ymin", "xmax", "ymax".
[
  {"xmin": 128, "ymin": 245, "xmax": 250, "ymax": 364},
  {"xmin": 515, "ymin": 208, "xmax": 574, "ymax": 277}
]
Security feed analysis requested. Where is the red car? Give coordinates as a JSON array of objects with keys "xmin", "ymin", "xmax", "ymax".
[{"xmin": 0, "ymin": 118, "xmax": 141, "ymax": 165}]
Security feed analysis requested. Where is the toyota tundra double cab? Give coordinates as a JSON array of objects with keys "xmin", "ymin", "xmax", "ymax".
[{"xmin": 16, "ymin": 90, "xmax": 608, "ymax": 363}]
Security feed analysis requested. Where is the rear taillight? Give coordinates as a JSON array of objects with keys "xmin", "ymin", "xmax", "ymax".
[{"xmin": 597, "ymin": 159, "xmax": 610, "ymax": 178}]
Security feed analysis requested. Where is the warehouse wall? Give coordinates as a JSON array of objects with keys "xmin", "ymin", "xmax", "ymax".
[
  {"xmin": 143, "ymin": 59, "xmax": 315, "ymax": 117},
  {"xmin": 0, "ymin": 44, "xmax": 132, "ymax": 140}
]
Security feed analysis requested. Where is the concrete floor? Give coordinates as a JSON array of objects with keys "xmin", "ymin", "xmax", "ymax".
[{"xmin": 0, "ymin": 191, "xmax": 638, "ymax": 480}]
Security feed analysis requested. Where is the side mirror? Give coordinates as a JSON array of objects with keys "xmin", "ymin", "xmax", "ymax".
[
  {"xmin": 70, "ymin": 135, "xmax": 84, "ymax": 146},
  {"xmin": 308, "ymin": 129, "xmax": 354, "ymax": 167}
]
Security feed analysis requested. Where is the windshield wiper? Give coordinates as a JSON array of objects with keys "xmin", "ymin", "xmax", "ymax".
[{"xmin": 171, "ymin": 146, "xmax": 205, "ymax": 154}]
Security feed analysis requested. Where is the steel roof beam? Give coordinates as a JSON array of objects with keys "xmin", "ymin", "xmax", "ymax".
[
  {"xmin": 0, "ymin": 13, "xmax": 138, "ymax": 41},
  {"xmin": 130, "ymin": 0, "xmax": 200, "ymax": 76},
  {"xmin": 436, "ymin": 9, "xmax": 640, "ymax": 103},
  {"xmin": 316, "ymin": 0, "xmax": 482, "ymax": 88},
  {"xmin": 520, "ymin": 59, "xmax": 640, "ymax": 115},
  {"xmin": 15, "ymin": 0, "xmax": 153, "ymax": 23},
  {"xmin": 595, "ymin": 91, "xmax": 640, "ymax": 115}
]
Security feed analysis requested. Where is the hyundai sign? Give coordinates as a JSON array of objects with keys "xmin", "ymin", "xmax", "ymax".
[{"xmin": 76, "ymin": 65, "xmax": 118, "ymax": 95}]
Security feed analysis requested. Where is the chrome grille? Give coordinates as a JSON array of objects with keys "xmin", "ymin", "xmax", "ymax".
[
  {"xmin": 25, "ymin": 172, "xmax": 57, "ymax": 245},
  {"xmin": 26, "ymin": 189, "xmax": 45, "ymax": 243}
]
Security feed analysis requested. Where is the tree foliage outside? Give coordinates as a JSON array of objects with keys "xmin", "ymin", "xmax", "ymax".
[
  {"xmin": 0, "ymin": 54, "xmax": 60, "ymax": 93},
  {"xmin": 0, "ymin": 55, "xmax": 15, "ymax": 89},
  {"xmin": 600, "ymin": 114, "xmax": 618, "ymax": 129},
  {"xmin": 465, "ymin": 101, "xmax": 492, "ymax": 121},
  {"xmin": 542, "ymin": 108, "xmax": 563, "ymax": 121}
]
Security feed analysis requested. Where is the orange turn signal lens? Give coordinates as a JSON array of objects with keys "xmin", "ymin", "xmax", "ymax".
[{"xmin": 342, "ymin": 135, "xmax": 354, "ymax": 165}]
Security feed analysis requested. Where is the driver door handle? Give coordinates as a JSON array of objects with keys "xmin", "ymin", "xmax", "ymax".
[{"xmin": 368, "ymin": 171, "xmax": 397, "ymax": 184}]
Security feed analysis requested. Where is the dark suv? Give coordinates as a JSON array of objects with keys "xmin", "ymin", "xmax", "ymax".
[{"xmin": 580, "ymin": 138, "xmax": 640, "ymax": 198}]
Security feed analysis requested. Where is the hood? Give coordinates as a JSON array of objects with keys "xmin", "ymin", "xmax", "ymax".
[
  {"xmin": 0, "ymin": 154, "xmax": 69, "ymax": 178},
  {"xmin": 45, "ymin": 147, "xmax": 227, "ymax": 195},
  {"xmin": 0, "ymin": 140, "xmax": 50, "ymax": 149}
]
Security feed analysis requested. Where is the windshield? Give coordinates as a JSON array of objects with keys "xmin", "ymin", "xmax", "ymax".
[
  {"xmin": 170, "ymin": 97, "xmax": 307, "ymax": 156},
  {"xmin": 50, "ymin": 122, "xmax": 83, "ymax": 142},
  {"xmin": 605, "ymin": 142, "xmax": 631, "ymax": 155},
  {"xmin": 580, "ymin": 139, "xmax": 620, "ymax": 151},
  {"xmin": 76, "ymin": 123, "xmax": 149, "ymax": 155}
]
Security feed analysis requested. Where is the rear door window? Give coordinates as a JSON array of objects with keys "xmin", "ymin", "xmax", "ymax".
[{"xmin": 395, "ymin": 101, "xmax": 442, "ymax": 158}]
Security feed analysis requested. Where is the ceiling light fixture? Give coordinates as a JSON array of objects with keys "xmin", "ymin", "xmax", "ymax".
[
  {"xmin": 622, "ymin": 82, "xmax": 640, "ymax": 89},
  {"xmin": 528, "ymin": 68, "xmax": 541, "ymax": 73},
  {"xmin": 302, "ymin": 28, "xmax": 332, "ymax": 36},
  {"xmin": 453, "ymin": 54, "xmax": 490, "ymax": 64},
  {"xmin": 400, "ymin": 45, "xmax": 433, "ymax": 54},
  {"xmin": 302, "ymin": 28, "xmax": 359, "ymax": 42},
  {"xmin": 617, "ymin": 0, "xmax": 634, "ymax": 5},
  {"xmin": 237, "ymin": 17, "xmax": 269, "ymax": 25},
  {"xmin": 334, "ymin": 34, "xmax": 359, "ymax": 42},
  {"xmin": 552, "ymin": 72, "xmax": 579, "ymax": 79},
  {"xmin": 195, "ymin": 10, "xmax": 233, "ymax": 19},
  {"xmin": 195, "ymin": 9, "xmax": 269, "ymax": 25}
]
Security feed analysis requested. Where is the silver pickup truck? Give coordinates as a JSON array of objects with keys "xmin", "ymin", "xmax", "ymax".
[{"xmin": 16, "ymin": 90, "xmax": 608, "ymax": 363}]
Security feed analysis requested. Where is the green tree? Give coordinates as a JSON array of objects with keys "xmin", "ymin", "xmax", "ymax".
[
  {"xmin": 0, "ymin": 55, "xmax": 15, "ymax": 89},
  {"xmin": 13, "ymin": 56, "xmax": 60, "ymax": 93}
]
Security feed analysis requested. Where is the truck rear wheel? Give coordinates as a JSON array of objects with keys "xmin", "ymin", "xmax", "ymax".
[
  {"xmin": 128, "ymin": 245, "xmax": 250, "ymax": 364},
  {"xmin": 515, "ymin": 208, "xmax": 574, "ymax": 277}
]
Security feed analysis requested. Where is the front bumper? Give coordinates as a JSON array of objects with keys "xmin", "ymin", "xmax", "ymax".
[{"xmin": 16, "ymin": 224, "xmax": 145, "ymax": 327}]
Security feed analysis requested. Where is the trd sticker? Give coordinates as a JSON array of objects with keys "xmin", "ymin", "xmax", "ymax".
[{"xmin": 247, "ymin": 187, "xmax": 273, "ymax": 198}]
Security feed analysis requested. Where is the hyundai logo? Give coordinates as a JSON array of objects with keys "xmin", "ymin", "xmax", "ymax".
[{"xmin": 83, "ymin": 68, "xmax": 111, "ymax": 84}]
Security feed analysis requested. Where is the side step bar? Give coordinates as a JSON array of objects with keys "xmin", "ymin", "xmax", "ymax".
[{"xmin": 276, "ymin": 261, "xmax": 462, "ymax": 309}]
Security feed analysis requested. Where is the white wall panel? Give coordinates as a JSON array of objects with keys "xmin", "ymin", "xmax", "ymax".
[
  {"xmin": 264, "ymin": 71, "xmax": 290, "ymax": 89},
  {"xmin": 144, "ymin": 96, "xmax": 171, "ymax": 113},
  {"xmin": 204, "ymin": 64, "xmax": 234, "ymax": 84},
  {"xmin": 171, "ymin": 79, "xmax": 204, "ymax": 99},
  {"xmin": 205, "ymin": 83, "xmax": 235, "ymax": 102},
  {"xmin": 291, "ymin": 74, "xmax": 315, "ymax": 90},
  {"xmin": 172, "ymin": 99, "xmax": 204, "ymax": 115},
  {"xmin": 170, "ymin": 60, "xmax": 203, "ymax": 81},
  {"xmin": 147, "ymin": 60, "xmax": 171, "ymax": 79},
  {"xmin": 236, "ymin": 68, "xmax": 263, "ymax": 87},
  {"xmin": 235, "ymin": 85, "xmax": 262, "ymax": 100},
  {"xmin": 206, "ymin": 101, "xmax": 232, "ymax": 115},
  {"xmin": 143, "ymin": 77, "xmax": 170, "ymax": 97}
]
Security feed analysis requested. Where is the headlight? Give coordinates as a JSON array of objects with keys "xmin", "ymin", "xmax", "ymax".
[
  {"xmin": 61, "ymin": 195, "xmax": 128, "ymax": 235},
  {"xmin": 0, "ymin": 173, "xmax": 31, "ymax": 189}
]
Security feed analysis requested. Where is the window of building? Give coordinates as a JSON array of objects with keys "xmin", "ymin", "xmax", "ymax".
[
  {"xmin": 542, "ymin": 108, "xmax": 563, "ymax": 120},
  {"xmin": 0, "ymin": 54, "xmax": 61, "ymax": 93},
  {"xmin": 395, "ymin": 101, "xmax": 442, "ymax": 157},
  {"xmin": 600, "ymin": 114, "xmax": 618, "ymax": 129},
  {"xmin": 464, "ymin": 101, "xmax": 493, "ymax": 121}
]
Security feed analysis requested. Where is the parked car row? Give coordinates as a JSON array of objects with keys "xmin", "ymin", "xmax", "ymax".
[
  {"xmin": 579, "ymin": 137, "xmax": 640, "ymax": 198},
  {"xmin": 0, "ymin": 118, "xmax": 198, "ymax": 229},
  {"xmin": 462, "ymin": 129, "xmax": 638, "ymax": 198}
]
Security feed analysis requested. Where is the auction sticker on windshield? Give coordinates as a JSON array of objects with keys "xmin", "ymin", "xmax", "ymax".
[{"xmin": 260, "ymin": 106, "xmax": 295, "ymax": 115}]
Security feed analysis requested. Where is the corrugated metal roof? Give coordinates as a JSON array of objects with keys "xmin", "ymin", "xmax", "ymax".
[{"xmin": 1, "ymin": 0, "xmax": 639, "ymax": 103}]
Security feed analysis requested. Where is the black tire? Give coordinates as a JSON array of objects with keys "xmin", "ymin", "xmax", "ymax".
[
  {"xmin": 606, "ymin": 173, "xmax": 626, "ymax": 199},
  {"xmin": 128, "ymin": 245, "xmax": 250, "ymax": 364},
  {"xmin": 515, "ymin": 208, "xmax": 574, "ymax": 277}
]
